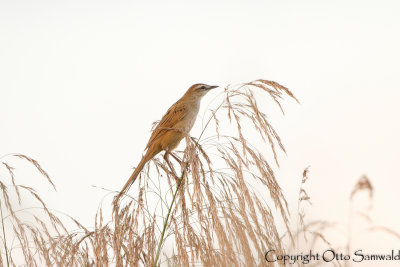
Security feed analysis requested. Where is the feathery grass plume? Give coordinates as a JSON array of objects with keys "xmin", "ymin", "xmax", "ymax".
[
  {"xmin": 0, "ymin": 154, "xmax": 93, "ymax": 266},
  {"xmin": 350, "ymin": 175, "xmax": 373, "ymax": 202},
  {"xmin": 0, "ymin": 79, "xmax": 300, "ymax": 266},
  {"xmin": 290, "ymin": 168, "xmax": 345, "ymax": 267},
  {"xmin": 112, "ymin": 80, "xmax": 298, "ymax": 266},
  {"xmin": 2, "ymin": 81, "xmax": 398, "ymax": 266},
  {"xmin": 293, "ymin": 175, "xmax": 400, "ymax": 267},
  {"xmin": 296, "ymin": 167, "xmax": 311, "ymax": 244}
]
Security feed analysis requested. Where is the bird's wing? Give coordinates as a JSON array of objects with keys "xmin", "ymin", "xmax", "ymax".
[{"xmin": 145, "ymin": 99, "xmax": 187, "ymax": 150}]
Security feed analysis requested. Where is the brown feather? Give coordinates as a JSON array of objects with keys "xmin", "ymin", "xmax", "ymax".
[
  {"xmin": 114, "ymin": 83, "xmax": 217, "ymax": 204},
  {"xmin": 145, "ymin": 99, "xmax": 187, "ymax": 150}
]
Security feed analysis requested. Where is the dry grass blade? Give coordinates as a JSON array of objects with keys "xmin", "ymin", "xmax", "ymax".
[
  {"xmin": 12, "ymin": 154, "xmax": 56, "ymax": 190},
  {"xmin": 350, "ymin": 175, "xmax": 373, "ymax": 201},
  {"xmin": 1, "ymin": 163, "xmax": 21, "ymax": 205},
  {"xmin": 0, "ymin": 154, "xmax": 93, "ymax": 266},
  {"xmin": 111, "ymin": 80, "xmax": 298, "ymax": 266},
  {"xmin": 0, "ymin": 79, "xmax": 299, "ymax": 266},
  {"xmin": 2, "ymin": 80, "xmax": 397, "ymax": 267}
]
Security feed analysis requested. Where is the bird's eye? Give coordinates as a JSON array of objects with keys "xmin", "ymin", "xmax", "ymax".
[{"xmin": 199, "ymin": 85, "xmax": 206, "ymax": 90}]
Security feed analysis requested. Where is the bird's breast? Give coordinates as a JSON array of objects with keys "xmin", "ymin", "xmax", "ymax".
[{"xmin": 180, "ymin": 102, "xmax": 200, "ymax": 132}]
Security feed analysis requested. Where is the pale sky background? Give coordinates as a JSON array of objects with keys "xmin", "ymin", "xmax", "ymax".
[{"xmin": 1, "ymin": 0, "xmax": 400, "ymax": 263}]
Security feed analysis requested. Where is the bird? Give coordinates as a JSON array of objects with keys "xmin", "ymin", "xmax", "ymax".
[{"xmin": 115, "ymin": 83, "xmax": 218, "ymax": 202}]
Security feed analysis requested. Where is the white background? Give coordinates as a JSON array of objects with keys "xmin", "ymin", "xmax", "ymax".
[{"xmin": 1, "ymin": 0, "xmax": 399, "ymax": 262}]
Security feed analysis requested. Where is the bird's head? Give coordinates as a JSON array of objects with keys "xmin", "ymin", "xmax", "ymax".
[{"xmin": 185, "ymin": 83, "xmax": 219, "ymax": 99}]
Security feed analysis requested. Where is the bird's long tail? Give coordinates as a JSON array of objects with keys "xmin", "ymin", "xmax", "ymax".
[{"xmin": 114, "ymin": 146, "xmax": 160, "ymax": 204}]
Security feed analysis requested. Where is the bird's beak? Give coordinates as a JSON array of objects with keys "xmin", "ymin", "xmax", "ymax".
[{"xmin": 208, "ymin": 85, "xmax": 219, "ymax": 90}]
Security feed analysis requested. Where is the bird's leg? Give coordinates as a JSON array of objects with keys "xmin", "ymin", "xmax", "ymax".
[
  {"xmin": 169, "ymin": 151, "xmax": 191, "ymax": 176},
  {"xmin": 168, "ymin": 152, "xmax": 182, "ymax": 166},
  {"xmin": 163, "ymin": 152, "xmax": 180, "ymax": 183}
]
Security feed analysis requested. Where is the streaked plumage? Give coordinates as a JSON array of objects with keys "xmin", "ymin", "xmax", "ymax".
[{"xmin": 115, "ymin": 83, "xmax": 218, "ymax": 202}]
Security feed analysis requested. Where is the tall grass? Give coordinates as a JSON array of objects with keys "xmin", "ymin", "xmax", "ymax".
[
  {"xmin": 111, "ymin": 80, "xmax": 298, "ymax": 266},
  {"xmin": 291, "ymin": 173, "xmax": 400, "ymax": 267},
  {"xmin": 1, "ymin": 80, "xmax": 298, "ymax": 266},
  {"xmin": 0, "ymin": 153, "xmax": 91, "ymax": 266},
  {"xmin": 2, "ymin": 80, "xmax": 397, "ymax": 266}
]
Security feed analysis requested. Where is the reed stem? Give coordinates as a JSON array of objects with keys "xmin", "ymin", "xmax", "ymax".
[{"xmin": 0, "ymin": 199, "xmax": 10, "ymax": 267}]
